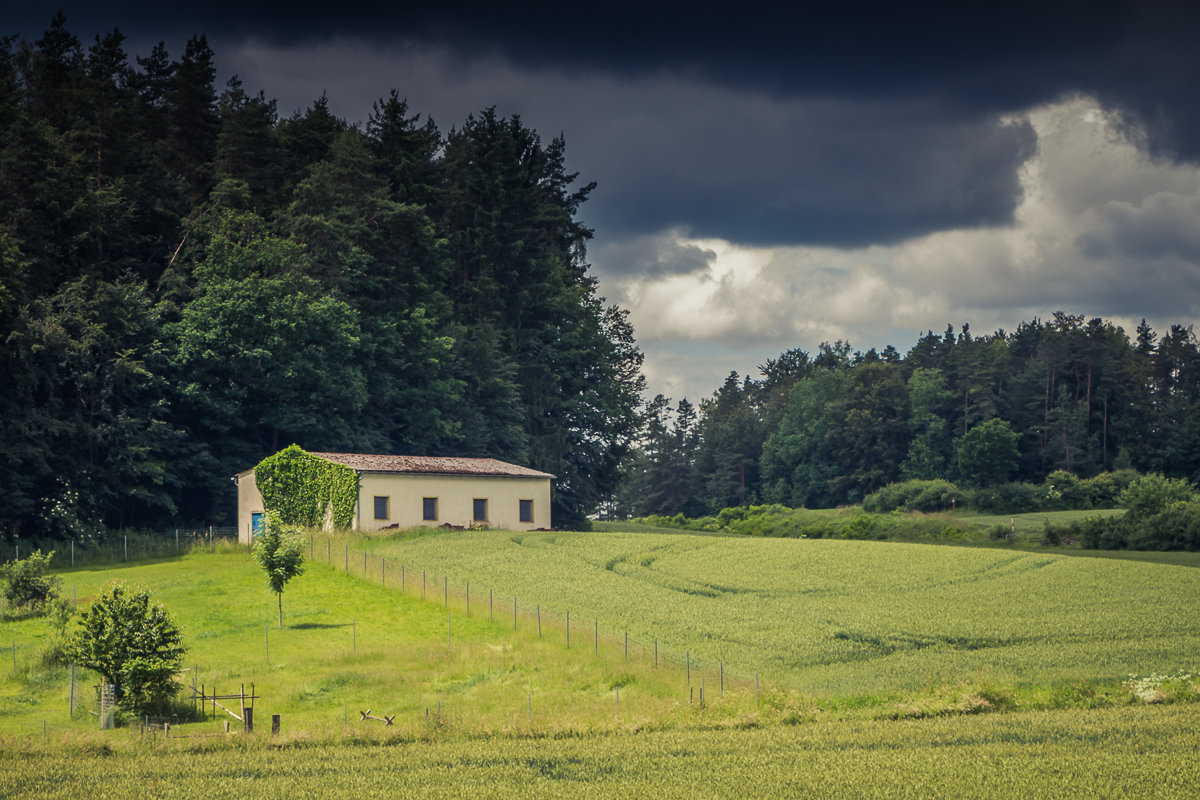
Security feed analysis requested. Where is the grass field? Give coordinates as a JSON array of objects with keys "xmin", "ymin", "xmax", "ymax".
[
  {"xmin": 2, "ymin": 530, "xmax": 1199, "ymax": 797},
  {"xmin": 965, "ymin": 508, "xmax": 1125, "ymax": 533},
  {"xmin": 1, "ymin": 546, "xmax": 729, "ymax": 739}
]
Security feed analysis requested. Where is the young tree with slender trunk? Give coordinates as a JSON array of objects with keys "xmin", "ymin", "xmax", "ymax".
[{"xmin": 252, "ymin": 514, "xmax": 305, "ymax": 627}]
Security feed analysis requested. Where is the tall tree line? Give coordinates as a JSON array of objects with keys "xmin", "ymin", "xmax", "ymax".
[
  {"xmin": 622, "ymin": 314, "xmax": 1200, "ymax": 516},
  {"xmin": 0, "ymin": 16, "xmax": 643, "ymax": 538}
]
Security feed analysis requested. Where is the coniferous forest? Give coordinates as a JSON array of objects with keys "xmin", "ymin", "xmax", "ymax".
[
  {"xmin": 5, "ymin": 16, "xmax": 1200, "ymax": 542},
  {"xmin": 0, "ymin": 16, "xmax": 643, "ymax": 537},
  {"xmin": 621, "ymin": 315, "xmax": 1200, "ymax": 520}
]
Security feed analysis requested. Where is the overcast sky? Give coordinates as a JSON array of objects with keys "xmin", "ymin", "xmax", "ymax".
[{"xmin": 11, "ymin": 2, "xmax": 1200, "ymax": 402}]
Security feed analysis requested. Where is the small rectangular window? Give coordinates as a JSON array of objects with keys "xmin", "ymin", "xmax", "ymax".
[
  {"xmin": 374, "ymin": 496, "xmax": 389, "ymax": 520},
  {"xmin": 473, "ymin": 498, "xmax": 488, "ymax": 522},
  {"xmin": 423, "ymin": 497, "xmax": 438, "ymax": 521},
  {"xmin": 519, "ymin": 499, "xmax": 533, "ymax": 523}
]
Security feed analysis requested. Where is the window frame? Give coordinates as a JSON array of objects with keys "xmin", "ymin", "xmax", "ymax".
[
  {"xmin": 373, "ymin": 495, "xmax": 389, "ymax": 521},
  {"xmin": 519, "ymin": 498, "xmax": 534, "ymax": 524},
  {"xmin": 422, "ymin": 496, "xmax": 438, "ymax": 522},
  {"xmin": 472, "ymin": 498, "xmax": 488, "ymax": 523}
]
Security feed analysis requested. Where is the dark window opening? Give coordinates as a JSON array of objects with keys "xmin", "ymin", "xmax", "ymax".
[
  {"xmin": 374, "ymin": 496, "xmax": 389, "ymax": 520},
  {"xmin": 423, "ymin": 497, "xmax": 438, "ymax": 521},
  {"xmin": 473, "ymin": 498, "xmax": 488, "ymax": 522},
  {"xmin": 519, "ymin": 499, "xmax": 533, "ymax": 523}
]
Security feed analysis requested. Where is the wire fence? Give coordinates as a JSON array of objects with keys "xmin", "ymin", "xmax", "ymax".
[
  {"xmin": 308, "ymin": 531, "xmax": 763, "ymax": 702},
  {"xmin": 0, "ymin": 527, "xmax": 239, "ymax": 570}
]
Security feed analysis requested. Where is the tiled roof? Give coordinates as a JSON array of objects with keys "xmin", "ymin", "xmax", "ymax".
[{"xmin": 310, "ymin": 452, "xmax": 555, "ymax": 479}]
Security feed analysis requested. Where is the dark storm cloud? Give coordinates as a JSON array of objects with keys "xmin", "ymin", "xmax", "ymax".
[
  {"xmin": 589, "ymin": 232, "xmax": 716, "ymax": 281},
  {"xmin": 1078, "ymin": 194, "xmax": 1200, "ymax": 263},
  {"xmin": 10, "ymin": 0, "xmax": 1200, "ymax": 249},
  {"xmin": 579, "ymin": 96, "xmax": 1038, "ymax": 247}
]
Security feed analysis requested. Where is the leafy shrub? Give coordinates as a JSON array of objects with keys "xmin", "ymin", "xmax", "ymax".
[
  {"xmin": 1131, "ymin": 502, "xmax": 1200, "ymax": 551},
  {"xmin": 1042, "ymin": 471, "xmax": 1089, "ymax": 511},
  {"xmin": 1081, "ymin": 470, "xmax": 1140, "ymax": 507},
  {"xmin": 68, "ymin": 583, "xmax": 186, "ymax": 714},
  {"xmin": 839, "ymin": 512, "xmax": 881, "ymax": 540},
  {"xmin": 0, "ymin": 549, "xmax": 62, "ymax": 615},
  {"xmin": 863, "ymin": 480, "xmax": 963, "ymax": 513},
  {"xmin": 40, "ymin": 598, "xmax": 76, "ymax": 667},
  {"xmin": 1119, "ymin": 474, "xmax": 1198, "ymax": 520},
  {"xmin": 967, "ymin": 482, "xmax": 1043, "ymax": 514}
]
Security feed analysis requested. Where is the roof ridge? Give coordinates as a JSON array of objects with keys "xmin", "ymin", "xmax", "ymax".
[{"xmin": 306, "ymin": 452, "xmax": 555, "ymax": 479}]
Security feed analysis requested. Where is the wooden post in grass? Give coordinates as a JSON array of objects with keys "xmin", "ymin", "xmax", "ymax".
[
  {"xmin": 272, "ymin": 714, "xmax": 280, "ymax": 735},
  {"xmin": 242, "ymin": 684, "xmax": 253, "ymax": 733}
]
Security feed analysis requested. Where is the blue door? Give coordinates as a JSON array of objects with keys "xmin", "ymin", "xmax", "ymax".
[{"xmin": 251, "ymin": 512, "xmax": 266, "ymax": 538}]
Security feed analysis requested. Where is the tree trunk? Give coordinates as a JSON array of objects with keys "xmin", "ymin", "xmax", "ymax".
[{"xmin": 277, "ymin": 591, "xmax": 283, "ymax": 627}]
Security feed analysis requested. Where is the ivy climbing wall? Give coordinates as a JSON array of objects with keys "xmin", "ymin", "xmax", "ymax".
[{"xmin": 254, "ymin": 445, "xmax": 359, "ymax": 529}]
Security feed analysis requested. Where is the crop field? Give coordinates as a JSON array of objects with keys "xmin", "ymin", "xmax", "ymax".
[
  {"xmin": 3, "ymin": 705, "xmax": 1200, "ymax": 799},
  {"xmin": 352, "ymin": 529, "xmax": 1200, "ymax": 693}
]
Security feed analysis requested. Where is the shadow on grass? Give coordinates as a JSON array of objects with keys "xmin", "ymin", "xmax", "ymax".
[{"xmin": 289, "ymin": 622, "xmax": 353, "ymax": 630}]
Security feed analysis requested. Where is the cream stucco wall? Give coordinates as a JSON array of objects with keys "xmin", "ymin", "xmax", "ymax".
[
  {"xmin": 356, "ymin": 472, "xmax": 552, "ymax": 531},
  {"xmin": 235, "ymin": 468, "xmax": 266, "ymax": 545},
  {"xmin": 237, "ymin": 468, "xmax": 552, "ymax": 541}
]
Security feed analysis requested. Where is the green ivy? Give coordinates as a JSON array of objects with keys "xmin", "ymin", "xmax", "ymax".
[{"xmin": 254, "ymin": 445, "xmax": 358, "ymax": 529}]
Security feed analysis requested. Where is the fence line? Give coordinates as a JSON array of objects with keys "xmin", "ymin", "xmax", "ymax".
[
  {"xmin": 313, "ymin": 532, "xmax": 756, "ymax": 697},
  {"xmin": 0, "ymin": 528, "xmax": 239, "ymax": 570}
]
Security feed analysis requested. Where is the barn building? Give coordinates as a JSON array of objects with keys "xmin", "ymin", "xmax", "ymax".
[{"xmin": 235, "ymin": 452, "xmax": 553, "ymax": 543}]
